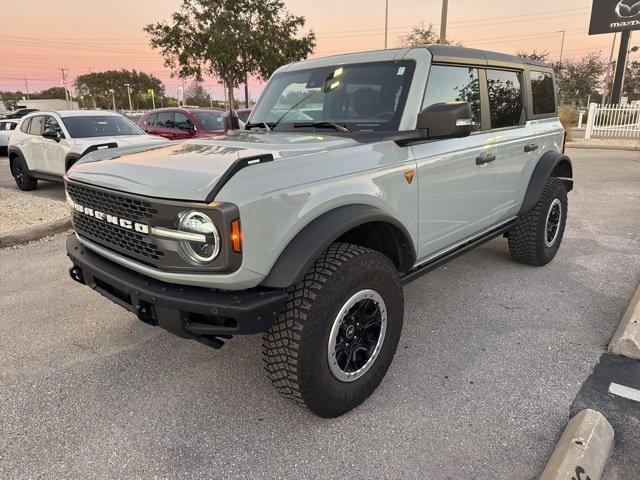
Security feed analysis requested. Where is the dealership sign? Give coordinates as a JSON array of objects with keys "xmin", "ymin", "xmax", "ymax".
[{"xmin": 589, "ymin": 0, "xmax": 640, "ymax": 34}]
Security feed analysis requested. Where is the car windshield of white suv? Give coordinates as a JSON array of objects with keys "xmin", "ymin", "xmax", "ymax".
[
  {"xmin": 249, "ymin": 60, "xmax": 416, "ymax": 133},
  {"xmin": 62, "ymin": 115, "xmax": 145, "ymax": 138}
]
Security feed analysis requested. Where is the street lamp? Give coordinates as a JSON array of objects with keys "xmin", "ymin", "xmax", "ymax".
[
  {"xmin": 124, "ymin": 83, "xmax": 133, "ymax": 111},
  {"xmin": 558, "ymin": 30, "xmax": 566, "ymax": 62},
  {"xmin": 108, "ymin": 89, "xmax": 116, "ymax": 110},
  {"xmin": 148, "ymin": 89, "xmax": 156, "ymax": 109},
  {"xmin": 440, "ymin": 0, "xmax": 449, "ymax": 44},
  {"xmin": 384, "ymin": 0, "xmax": 389, "ymax": 49}
]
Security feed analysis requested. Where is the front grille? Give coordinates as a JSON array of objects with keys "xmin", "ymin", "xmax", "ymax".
[
  {"xmin": 66, "ymin": 182, "xmax": 158, "ymax": 222},
  {"xmin": 67, "ymin": 182, "xmax": 164, "ymax": 263},
  {"xmin": 72, "ymin": 213, "xmax": 164, "ymax": 262}
]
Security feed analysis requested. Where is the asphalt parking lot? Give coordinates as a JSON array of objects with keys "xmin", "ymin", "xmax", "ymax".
[
  {"xmin": 0, "ymin": 148, "xmax": 639, "ymax": 479},
  {"xmin": 0, "ymin": 156, "xmax": 65, "ymax": 202}
]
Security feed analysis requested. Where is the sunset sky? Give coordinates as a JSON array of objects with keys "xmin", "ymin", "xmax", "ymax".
[{"xmin": 1, "ymin": 0, "xmax": 638, "ymax": 101}]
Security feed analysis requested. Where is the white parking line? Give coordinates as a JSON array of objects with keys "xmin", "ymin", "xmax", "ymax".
[{"xmin": 609, "ymin": 382, "xmax": 640, "ymax": 403}]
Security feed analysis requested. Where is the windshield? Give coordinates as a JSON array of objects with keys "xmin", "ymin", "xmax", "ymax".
[
  {"xmin": 192, "ymin": 111, "xmax": 224, "ymax": 131},
  {"xmin": 62, "ymin": 115, "xmax": 145, "ymax": 138},
  {"xmin": 250, "ymin": 60, "xmax": 416, "ymax": 132}
]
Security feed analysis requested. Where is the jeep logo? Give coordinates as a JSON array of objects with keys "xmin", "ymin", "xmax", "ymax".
[{"xmin": 73, "ymin": 202, "xmax": 150, "ymax": 234}]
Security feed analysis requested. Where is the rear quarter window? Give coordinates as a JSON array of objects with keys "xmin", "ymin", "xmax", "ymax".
[{"xmin": 530, "ymin": 71, "xmax": 556, "ymax": 115}]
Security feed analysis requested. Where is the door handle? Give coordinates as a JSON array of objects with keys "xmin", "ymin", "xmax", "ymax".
[
  {"xmin": 524, "ymin": 143, "xmax": 539, "ymax": 153},
  {"xmin": 476, "ymin": 153, "xmax": 496, "ymax": 165}
]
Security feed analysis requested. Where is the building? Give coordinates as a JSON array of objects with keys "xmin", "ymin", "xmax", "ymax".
[{"xmin": 15, "ymin": 99, "xmax": 79, "ymax": 111}]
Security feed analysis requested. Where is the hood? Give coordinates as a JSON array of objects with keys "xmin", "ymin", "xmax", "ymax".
[
  {"xmin": 75, "ymin": 134, "xmax": 169, "ymax": 147},
  {"xmin": 67, "ymin": 132, "xmax": 361, "ymax": 201}
]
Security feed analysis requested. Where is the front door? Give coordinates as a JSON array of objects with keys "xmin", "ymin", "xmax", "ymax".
[
  {"xmin": 413, "ymin": 64, "xmax": 497, "ymax": 261},
  {"xmin": 42, "ymin": 115, "xmax": 68, "ymax": 175}
]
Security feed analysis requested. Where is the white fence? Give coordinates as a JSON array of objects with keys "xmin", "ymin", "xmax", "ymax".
[{"xmin": 585, "ymin": 102, "xmax": 640, "ymax": 139}]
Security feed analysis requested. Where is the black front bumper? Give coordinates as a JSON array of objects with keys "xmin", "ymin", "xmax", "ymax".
[{"xmin": 66, "ymin": 234, "xmax": 288, "ymax": 347}]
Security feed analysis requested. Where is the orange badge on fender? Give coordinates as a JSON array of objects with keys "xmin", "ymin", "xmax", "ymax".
[{"xmin": 404, "ymin": 170, "xmax": 415, "ymax": 184}]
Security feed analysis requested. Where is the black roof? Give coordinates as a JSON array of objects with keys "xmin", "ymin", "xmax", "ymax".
[{"xmin": 425, "ymin": 45, "xmax": 551, "ymax": 70}]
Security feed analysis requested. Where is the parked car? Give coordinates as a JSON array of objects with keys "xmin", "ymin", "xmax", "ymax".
[
  {"xmin": 138, "ymin": 107, "xmax": 225, "ymax": 140},
  {"xmin": 4, "ymin": 108, "xmax": 38, "ymax": 119},
  {"xmin": 8, "ymin": 110, "xmax": 168, "ymax": 190},
  {"xmin": 236, "ymin": 109, "xmax": 252, "ymax": 123},
  {"xmin": 65, "ymin": 46, "xmax": 572, "ymax": 418},
  {"xmin": 0, "ymin": 119, "xmax": 18, "ymax": 156}
]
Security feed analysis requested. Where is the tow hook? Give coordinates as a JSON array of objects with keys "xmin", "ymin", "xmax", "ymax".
[
  {"xmin": 69, "ymin": 266, "xmax": 85, "ymax": 284},
  {"xmin": 136, "ymin": 303, "xmax": 156, "ymax": 325}
]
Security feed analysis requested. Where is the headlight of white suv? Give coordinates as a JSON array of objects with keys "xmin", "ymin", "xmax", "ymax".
[{"xmin": 177, "ymin": 211, "xmax": 220, "ymax": 264}]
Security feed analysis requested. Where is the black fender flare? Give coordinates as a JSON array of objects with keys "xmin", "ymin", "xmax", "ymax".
[
  {"xmin": 261, "ymin": 204, "xmax": 416, "ymax": 288},
  {"xmin": 518, "ymin": 151, "xmax": 573, "ymax": 216},
  {"xmin": 66, "ymin": 142, "xmax": 119, "ymax": 172}
]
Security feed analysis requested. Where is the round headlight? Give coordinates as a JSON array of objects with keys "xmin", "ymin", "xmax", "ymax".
[{"xmin": 178, "ymin": 211, "xmax": 220, "ymax": 264}]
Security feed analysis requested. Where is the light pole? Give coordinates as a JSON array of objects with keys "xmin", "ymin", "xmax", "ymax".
[
  {"xmin": 209, "ymin": 86, "xmax": 214, "ymax": 108},
  {"xmin": 558, "ymin": 30, "xmax": 566, "ymax": 62},
  {"xmin": 80, "ymin": 95, "xmax": 85, "ymax": 109},
  {"xmin": 439, "ymin": 0, "xmax": 448, "ymax": 44},
  {"xmin": 384, "ymin": 0, "xmax": 389, "ymax": 49},
  {"xmin": 109, "ymin": 89, "xmax": 116, "ymax": 110},
  {"xmin": 148, "ymin": 89, "xmax": 156, "ymax": 109},
  {"xmin": 124, "ymin": 83, "xmax": 133, "ymax": 111}
]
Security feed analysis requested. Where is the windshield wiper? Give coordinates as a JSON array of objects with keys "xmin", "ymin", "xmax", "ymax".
[
  {"xmin": 292, "ymin": 121, "xmax": 349, "ymax": 133},
  {"xmin": 245, "ymin": 121, "xmax": 274, "ymax": 131}
]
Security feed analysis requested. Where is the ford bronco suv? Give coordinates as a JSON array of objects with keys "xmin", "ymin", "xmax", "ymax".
[{"xmin": 65, "ymin": 46, "xmax": 572, "ymax": 418}]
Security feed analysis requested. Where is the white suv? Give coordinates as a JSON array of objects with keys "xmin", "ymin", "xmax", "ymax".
[
  {"xmin": 8, "ymin": 110, "xmax": 168, "ymax": 191},
  {"xmin": 0, "ymin": 119, "xmax": 18, "ymax": 156}
]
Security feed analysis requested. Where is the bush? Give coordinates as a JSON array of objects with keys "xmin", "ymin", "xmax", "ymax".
[{"xmin": 558, "ymin": 105, "xmax": 580, "ymax": 128}]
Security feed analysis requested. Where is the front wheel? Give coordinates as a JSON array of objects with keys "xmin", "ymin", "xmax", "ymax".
[
  {"xmin": 508, "ymin": 177, "xmax": 568, "ymax": 266},
  {"xmin": 262, "ymin": 243, "xmax": 404, "ymax": 418}
]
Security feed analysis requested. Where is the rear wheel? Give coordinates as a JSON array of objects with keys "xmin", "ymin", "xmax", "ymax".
[
  {"xmin": 508, "ymin": 177, "xmax": 567, "ymax": 266},
  {"xmin": 262, "ymin": 243, "xmax": 404, "ymax": 418},
  {"xmin": 11, "ymin": 156, "xmax": 38, "ymax": 191}
]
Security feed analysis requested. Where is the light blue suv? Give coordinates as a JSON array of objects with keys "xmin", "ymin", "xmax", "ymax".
[{"xmin": 65, "ymin": 45, "xmax": 573, "ymax": 417}]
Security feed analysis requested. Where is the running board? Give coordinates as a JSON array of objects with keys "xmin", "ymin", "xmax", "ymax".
[{"xmin": 401, "ymin": 220, "xmax": 517, "ymax": 285}]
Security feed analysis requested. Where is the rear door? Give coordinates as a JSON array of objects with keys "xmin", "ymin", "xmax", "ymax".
[
  {"xmin": 24, "ymin": 115, "xmax": 47, "ymax": 171},
  {"xmin": 413, "ymin": 64, "xmax": 498, "ymax": 260},
  {"xmin": 486, "ymin": 69, "xmax": 540, "ymax": 222}
]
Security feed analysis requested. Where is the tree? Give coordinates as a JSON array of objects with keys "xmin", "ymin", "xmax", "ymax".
[
  {"xmin": 623, "ymin": 60, "xmax": 640, "ymax": 102},
  {"xmin": 32, "ymin": 87, "xmax": 68, "ymax": 100},
  {"xmin": 144, "ymin": 0, "xmax": 316, "ymax": 108},
  {"xmin": 516, "ymin": 50, "xmax": 551, "ymax": 63},
  {"xmin": 185, "ymin": 82, "xmax": 211, "ymax": 107},
  {"xmin": 554, "ymin": 53, "xmax": 606, "ymax": 106},
  {"xmin": 74, "ymin": 70, "xmax": 164, "ymax": 109},
  {"xmin": 397, "ymin": 22, "xmax": 460, "ymax": 47}
]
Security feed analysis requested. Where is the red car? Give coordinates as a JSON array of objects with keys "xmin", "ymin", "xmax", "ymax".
[{"xmin": 138, "ymin": 108, "xmax": 225, "ymax": 140}]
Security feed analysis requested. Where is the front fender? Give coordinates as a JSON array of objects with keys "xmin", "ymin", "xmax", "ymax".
[{"xmin": 261, "ymin": 204, "xmax": 415, "ymax": 288}]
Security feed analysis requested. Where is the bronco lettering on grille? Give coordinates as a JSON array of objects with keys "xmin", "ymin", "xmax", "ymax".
[{"xmin": 73, "ymin": 202, "xmax": 150, "ymax": 234}]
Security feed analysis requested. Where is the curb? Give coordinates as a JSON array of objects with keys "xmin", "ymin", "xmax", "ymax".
[
  {"xmin": 608, "ymin": 281, "xmax": 640, "ymax": 359},
  {"xmin": 540, "ymin": 409, "xmax": 614, "ymax": 480},
  {"xmin": 0, "ymin": 217, "xmax": 72, "ymax": 248},
  {"xmin": 566, "ymin": 142, "xmax": 640, "ymax": 151}
]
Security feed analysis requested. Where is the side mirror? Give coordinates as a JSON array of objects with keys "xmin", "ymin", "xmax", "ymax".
[
  {"xmin": 43, "ymin": 130, "xmax": 61, "ymax": 142},
  {"xmin": 417, "ymin": 102, "xmax": 473, "ymax": 140},
  {"xmin": 223, "ymin": 109, "xmax": 240, "ymax": 132}
]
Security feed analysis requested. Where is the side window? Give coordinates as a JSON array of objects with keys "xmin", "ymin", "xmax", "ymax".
[
  {"xmin": 44, "ymin": 116, "xmax": 65, "ymax": 138},
  {"xmin": 423, "ymin": 65, "xmax": 481, "ymax": 131},
  {"xmin": 9, "ymin": 122, "xmax": 17, "ymax": 130},
  {"xmin": 486, "ymin": 69, "xmax": 523, "ymax": 129},
  {"xmin": 156, "ymin": 112, "xmax": 174, "ymax": 128},
  {"xmin": 20, "ymin": 118, "xmax": 32, "ymax": 134},
  {"xmin": 147, "ymin": 113, "xmax": 158, "ymax": 126},
  {"xmin": 28, "ymin": 116, "xmax": 46, "ymax": 136},
  {"xmin": 0, "ymin": 122, "xmax": 6, "ymax": 130},
  {"xmin": 530, "ymin": 71, "xmax": 556, "ymax": 115},
  {"xmin": 174, "ymin": 112, "xmax": 192, "ymax": 128}
]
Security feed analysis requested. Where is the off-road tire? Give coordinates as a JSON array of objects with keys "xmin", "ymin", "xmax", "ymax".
[
  {"xmin": 508, "ymin": 177, "xmax": 567, "ymax": 266},
  {"xmin": 12, "ymin": 155, "xmax": 38, "ymax": 191},
  {"xmin": 262, "ymin": 243, "xmax": 404, "ymax": 418}
]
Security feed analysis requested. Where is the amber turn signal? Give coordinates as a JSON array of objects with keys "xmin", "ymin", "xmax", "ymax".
[{"xmin": 230, "ymin": 219, "xmax": 242, "ymax": 253}]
